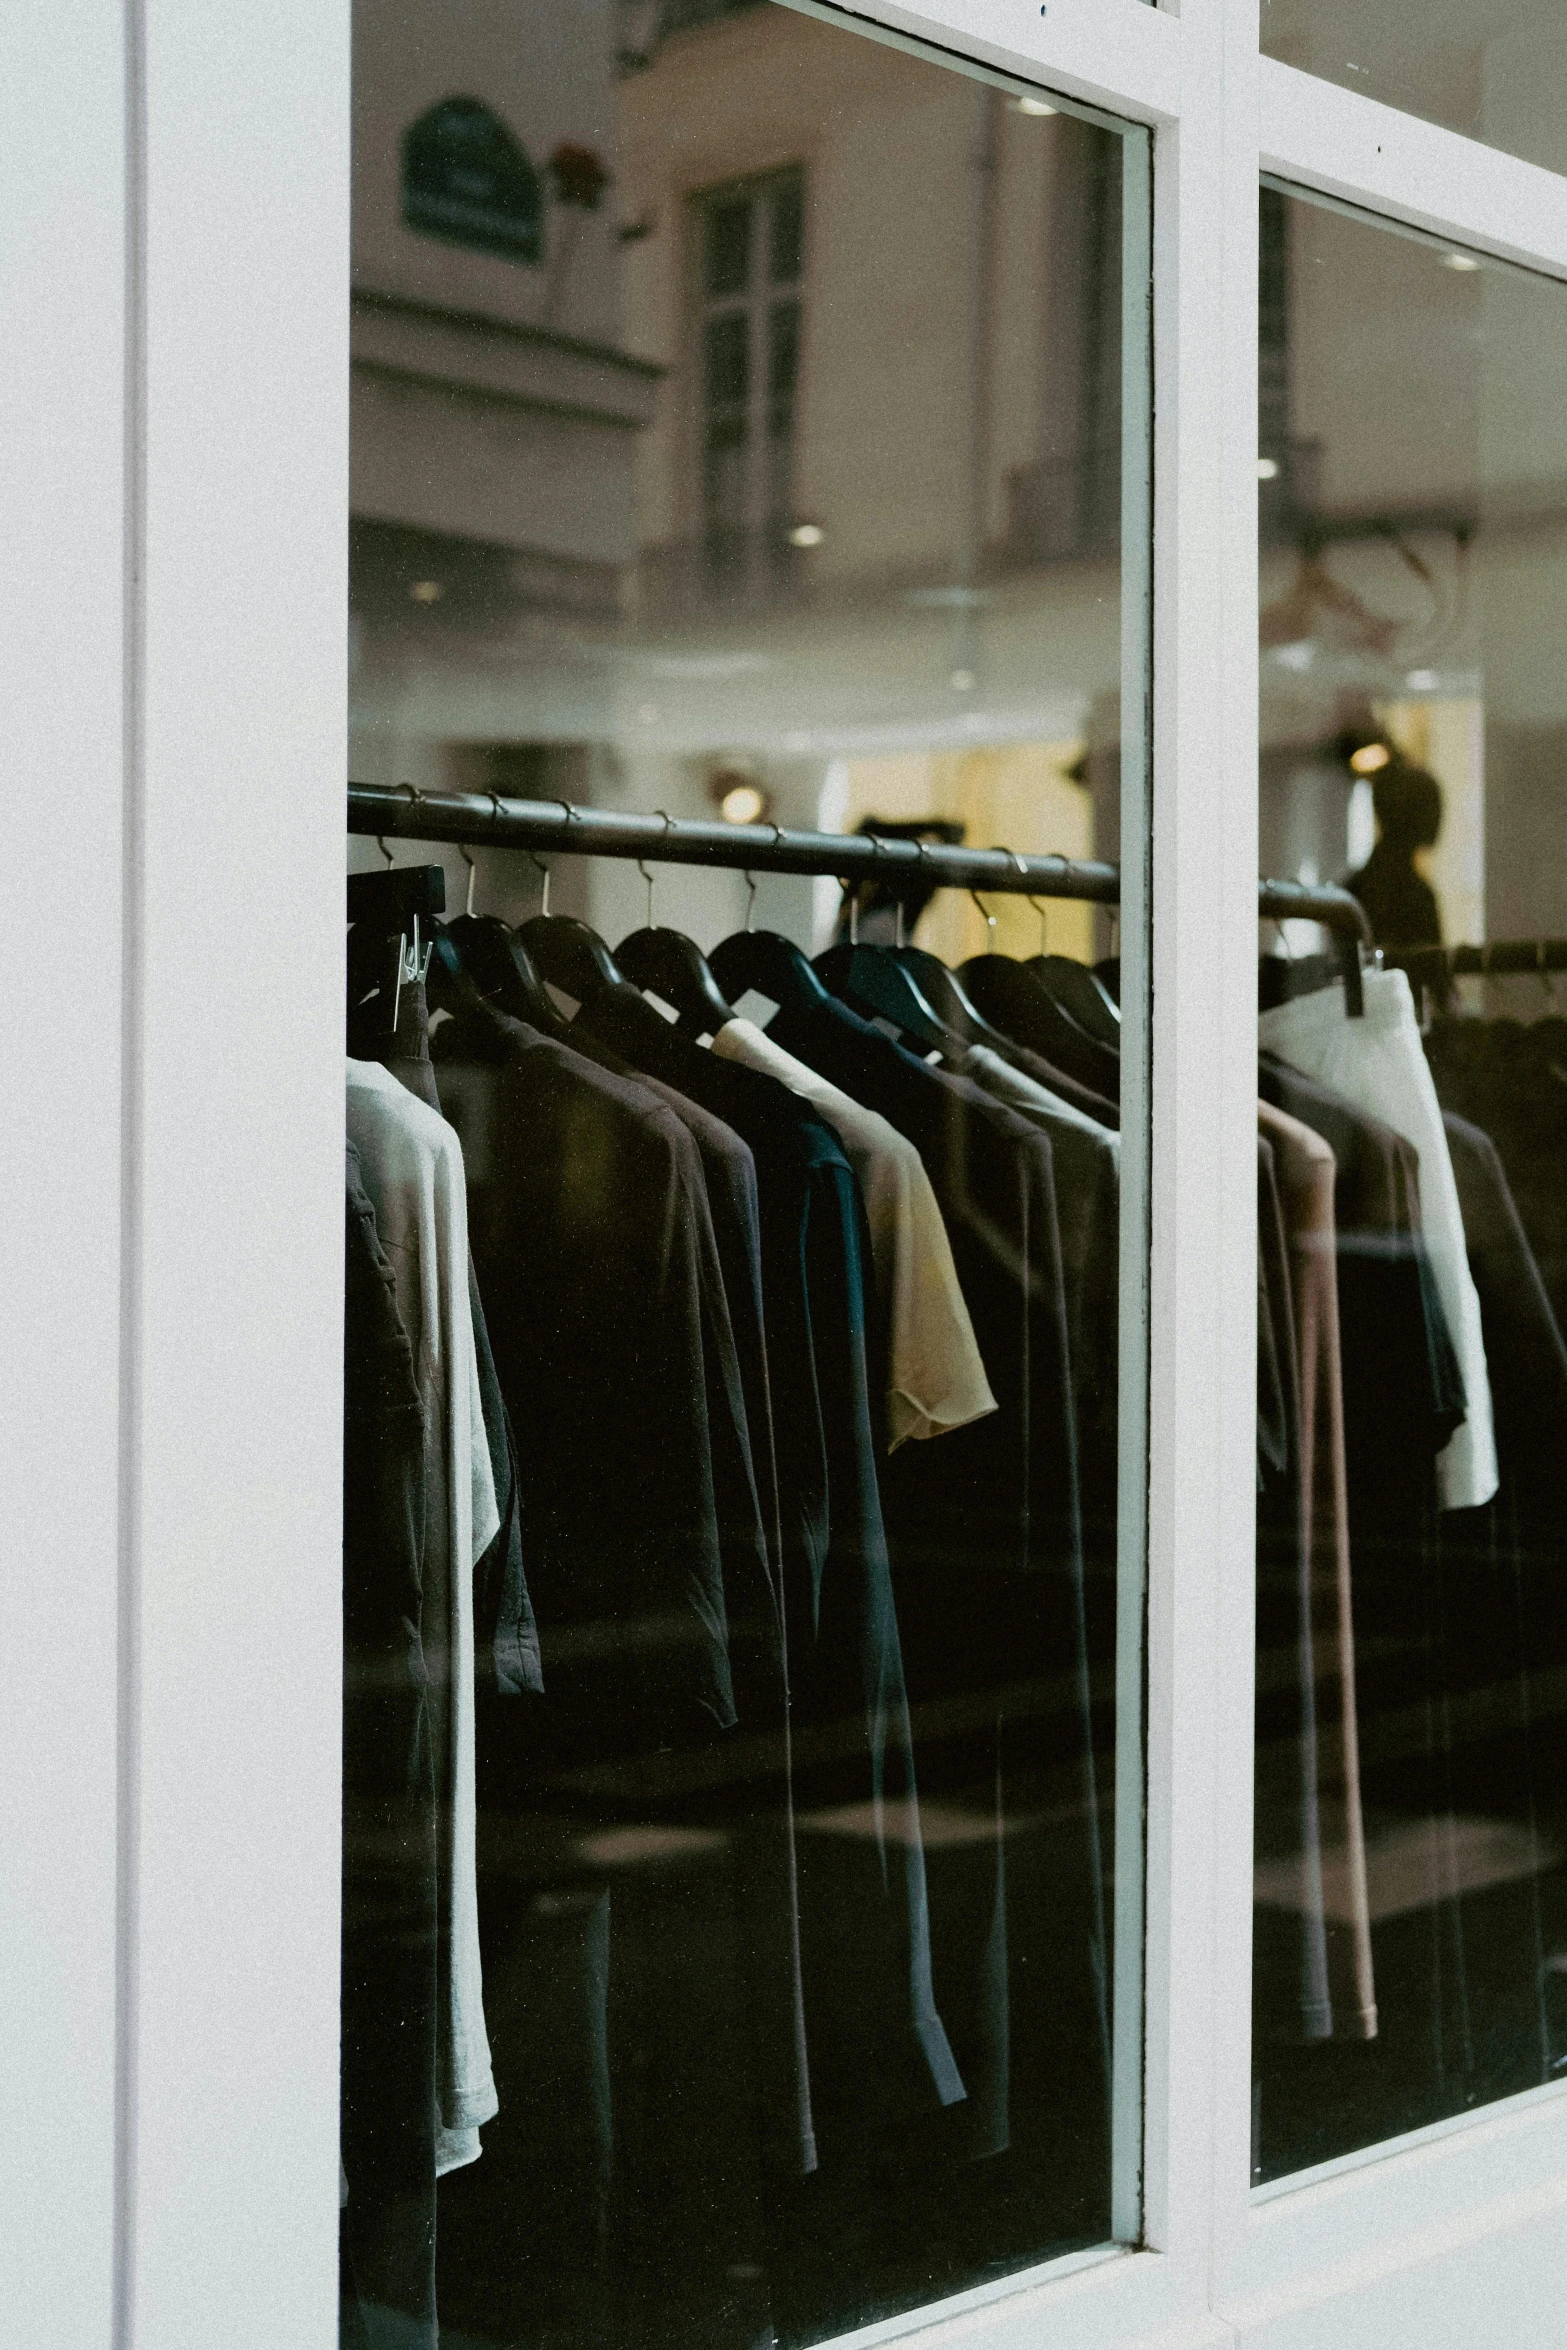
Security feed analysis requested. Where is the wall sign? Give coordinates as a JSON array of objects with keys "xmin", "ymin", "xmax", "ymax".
[{"xmin": 402, "ymin": 95, "xmax": 543, "ymax": 264}]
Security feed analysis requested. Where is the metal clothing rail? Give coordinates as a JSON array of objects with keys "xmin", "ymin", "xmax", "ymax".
[
  {"xmin": 348, "ymin": 783, "xmax": 1373, "ymax": 940},
  {"xmin": 1380, "ymin": 937, "xmax": 1567, "ymax": 982}
]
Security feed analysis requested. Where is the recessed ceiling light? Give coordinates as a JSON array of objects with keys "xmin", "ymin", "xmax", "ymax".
[
  {"xmin": 1014, "ymin": 94, "xmax": 1057, "ymax": 116},
  {"xmin": 409, "ymin": 579, "xmax": 444, "ymax": 603},
  {"xmin": 1350, "ymin": 742, "xmax": 1392, "ymax": 775},
  {"xmin": 1257, "ymin": 457, "xmax": 1280, "ymax": 480},
  {"xmin": 720, "ymin": 783, "xmax": 766, "ymax": 826},
  {"xmin": 1443, "ymin": 252, "xmax": 1481, "ymax": 272},
  {"xmin": 788, "ymin": 521, "xmax": 825, "ymax": 548}
]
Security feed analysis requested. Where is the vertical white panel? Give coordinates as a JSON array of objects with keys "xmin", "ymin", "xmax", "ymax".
[
  {"xmin": 0, "ymin": 5, "xmax": 126, "ymax": 2347},
  {"xmin": 126, "ymin": 0, "xmax": 350, "ymax": 2341},
  {"xmin": 1204, "ymin": 0, "xmax": 1264, "ymax": 2274},
  {"xmin": 1139, "ymin": 0, "xmax": 1259, "ymax": 2286}
]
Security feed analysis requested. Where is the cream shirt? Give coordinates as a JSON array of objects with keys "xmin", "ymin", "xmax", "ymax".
[
  {"xmin": 345, "ymin": 1058, "xmax": 501, "ymax": 2171},
  {"xmin": 712, "ymin": 1018, "xmax": 997, "ymax": 1449}
]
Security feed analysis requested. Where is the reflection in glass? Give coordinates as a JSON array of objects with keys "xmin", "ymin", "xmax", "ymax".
[
  {"xmin": 1262, "ymin": 0, "xmax": 1567, "ymax": 177},
  {"xmin": 345, "ymin": 3, "xmax": 1149, "ymax": 2342},
  {"xmin": 1254, "ymin": 185, "xmax": 1567, "ymax": 2185}
]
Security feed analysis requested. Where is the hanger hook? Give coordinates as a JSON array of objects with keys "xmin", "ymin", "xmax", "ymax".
[
  {"xmin": 529, "ymin": 798, "xmax": 576, "ymax": 919},
  {"xmin": 376, "ymin": 789, "xmax": 434, "ymax": 1023},
  {"xmin": 375, "ymin": 779, "xmax": 421, "ymax": 870},
  {"xmin": 748, "ymin": 823, "xmax": 783, "ymax": 932},
  {"xmin": 870, "ymin": 832, "xmax": 892, "ymax": 943},
  {"xmin": 636, "ymin": 810, "xmax": 674, "ymax": 931},
  {"xmin": 970, "ymin": 883, "xmax": 997, "ymax": 953},
  {"xmin": 996, "ymin": 848, "xmax": 1031, "ymax": 951},
  {"xmin": 400, "ymin": 788, "xmax": 435, "ymax": 981},
  {"xmin": 907, "ymin": 836, "xmax": 937, "ymax": 951},
  {"xmin": 514, "ymin": 791, "xmax": 556, "ymax": 917}
]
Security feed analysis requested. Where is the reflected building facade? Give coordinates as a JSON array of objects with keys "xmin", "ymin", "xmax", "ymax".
[{"xmin": 349, "ymin": 0, "xmax": 1134, "ymax": 964}]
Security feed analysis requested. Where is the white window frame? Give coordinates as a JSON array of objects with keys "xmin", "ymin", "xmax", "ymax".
[{"xmin": 9, "ymin": 2, "xmax": 1567, "ymax": 2346}]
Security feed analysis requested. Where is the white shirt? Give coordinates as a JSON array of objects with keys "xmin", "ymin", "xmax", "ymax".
[
  {"xmin": 1258, "ymin": 968, "xmax": 1498, "ymax": 1512},
  {"xmin": 345, "ymin": 1059, "xmax": 501, "ymax": 2170},
  {"xmin": 712, "ymin": 1018, "xmax": 997, "ymax": 1449}
]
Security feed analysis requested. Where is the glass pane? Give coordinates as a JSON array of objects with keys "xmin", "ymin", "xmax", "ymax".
[
  {"xmin": 1254, "ymin": 183, "xmax": 1567, "ymax": 2186},
  {"xmin": 770, "ymin": 171, "xmax": 804, "ymax": 285},
  {"xmin": 346, "ymin": 2, "xmax": 1150, "ymax": 2341},
  {"xmin": 1262, "ymin": 0, "xmax": 1567, "ymax": 175},
  {"xmin": 706, "ymin": 194, "xmax": 753, "ymax": 296},
  {"xmin": 705, "ymin": 310, "xmax": 750, "ymax": 408}
]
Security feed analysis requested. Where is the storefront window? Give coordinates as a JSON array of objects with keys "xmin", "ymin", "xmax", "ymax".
[
  {"xmin": 1262, "ymin": 1, "xmax": 1567, "ymax": 177},
  {"xmin": 1253, "ymin": 182, "xmax": 1567, "ymax": 2183},
  {"xmin": 344, "ymin": 2, "xmax": 1150, "ymax": 2343}
]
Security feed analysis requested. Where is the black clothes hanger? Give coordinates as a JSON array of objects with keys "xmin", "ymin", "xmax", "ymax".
[
  {"xmin": 900, "ymin": 939, "xmax": 1119, "ymax": 1123},
  {"xmin": 346, "ymin": 863, "xmax": 447, "ymax": 1051},
  {"xmin": 708, "ymin": 927, "xmax": 836, "ymax": 1018},
  {"xmin": 616, "ymin": 925, "xmax": 737, "ymax": 1040},
  {"xmin": 516, "ymin": 912, "xmax": 627, "ymax": 1004},
  {"xmin": 346, "ymin": 862, "xmax": 446, "ymax": 936},
  {"xmin": 347, "ymin": 926, "xmax": 428, "ymax": 1057},
  {"xmin": 958, "ymin": 950, "xmax": 1123, "ymax": 1099},
  {"xmin": 422, "ymin": 921, "xmax": 494, "ymax": 1021},
  {"xmin": 814, "ymin": 941, "xmax": 955, "ymax": 1056},
  {"xmin": 444, "ymin": 912, "xmax": 574, "ymax": 1040},
  {"xmin": 891, "ymin": 943, "xmax": 1026, "ymax": 1055},
  {"xmin": 1025, "ymin": 953, "xmax": 1122, "ymax": 1049}
]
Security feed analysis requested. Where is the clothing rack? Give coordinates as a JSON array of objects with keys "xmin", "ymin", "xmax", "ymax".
[
  {"xmin": 1378, "ymin": 938, "xmax": 1567, "ymax": 983},
  {"xmin": 347, "ymin": 783, "xmax": 1374, "ymax": 943}
]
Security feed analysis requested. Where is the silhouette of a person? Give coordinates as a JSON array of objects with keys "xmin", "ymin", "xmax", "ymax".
[{"xmin": 1346, "ymin": 757, "xmax": 1444, "ymax": 947}]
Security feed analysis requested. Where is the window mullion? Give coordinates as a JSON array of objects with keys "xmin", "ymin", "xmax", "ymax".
[
  {"xmin": 1140, "ymin": 0, "xmax": 1261, "ymax": 2295},
  {"xmin": 1260, "ymin": 58, "xmax": 1567, "ymax": 280}
]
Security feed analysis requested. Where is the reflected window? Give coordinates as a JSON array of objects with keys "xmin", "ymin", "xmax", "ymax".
[{"xmin": 695, "ymin": 168, "xmax": 805, "ymax": 568}]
